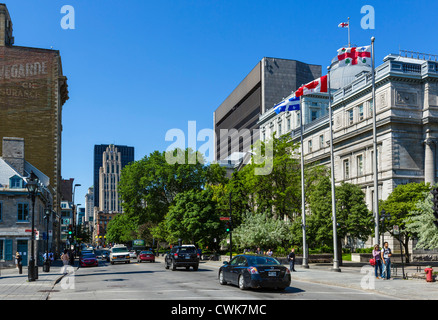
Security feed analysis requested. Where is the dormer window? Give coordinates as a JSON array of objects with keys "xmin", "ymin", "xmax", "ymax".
[{"xmin": 9, "ymin": 175, "xmax": 23, "ymax": 189}]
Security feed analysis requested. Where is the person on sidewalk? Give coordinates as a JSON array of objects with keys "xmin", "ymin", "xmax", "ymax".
[
  {"xmin": 381, "ymin": 242, "xmax": 392, "ymax": 280},
  {"xmin": 372, "ymin": 244, "xmax": 382, "ymax": 279},
  {"xmin": 61, "ymin": 250, "xmax": 70, "ymax": 274},
  {"xmin": 15, "ymin": 252, "xmax": 22, "ymax": 273},
  {"xmin": 287, "ymin": 248, "xmax": 296, "ymax": 272},
  {"xmin": 266, "ymin": 249, "xmax": 273, "ymax": 257}
]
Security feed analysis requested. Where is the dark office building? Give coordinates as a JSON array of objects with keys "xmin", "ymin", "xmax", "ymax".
[
  {"xmin": 93, "ymin": 144, "xmax": 134, "ymax": 207},
  {"xmin": 214, "ymin": 57, "xmax": 321, "ymax": 162}
]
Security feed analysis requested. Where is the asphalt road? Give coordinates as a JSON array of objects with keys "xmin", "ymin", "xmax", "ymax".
[{"xmin": 47, "ymin": 258, "xmax": 396, "ymax": 300}]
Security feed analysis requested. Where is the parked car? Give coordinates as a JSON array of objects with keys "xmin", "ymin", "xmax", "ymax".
[
  {"xmin": 110, "ymin": 245, "xmax": 130, "ymax": 264},
  {"xmin": 129, "ymin": 250, "xmax": 137, "ymax": 259},
  {"xmin": 79, "ymin": 253, "xmax": 98, "ymax": 267},
  {"xmin": 218, "ymin": 255, "xmax": 291, "ymax": 291},
  {"xmin": 165, "ymin": 245, "xmax": 199, "ymax": 271},
  {"xmin": 137, "ymin": 251, "xmax": 155, "ymax": 263}
]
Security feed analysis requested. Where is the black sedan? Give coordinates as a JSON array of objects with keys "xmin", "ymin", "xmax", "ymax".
[{"xmin": 218, "ymin": 255, "xmax": 291, "ymax": 290}]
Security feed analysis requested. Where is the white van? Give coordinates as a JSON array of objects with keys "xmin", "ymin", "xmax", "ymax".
[{"xmin": 110, "ymin": 245, "xmax": 130, "ymax": 264}]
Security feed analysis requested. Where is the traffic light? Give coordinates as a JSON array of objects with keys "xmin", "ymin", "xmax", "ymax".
[
  {"xmin": 431, "ymin": 188, "xmax": 438, "ymax": 228},
  {"xmin": 68, "ymin": 224, "xmax": 73, "ymax": 235},
  {"xmin": 225, "ymin": 221, "xmax": 231, "ymax": 233}
]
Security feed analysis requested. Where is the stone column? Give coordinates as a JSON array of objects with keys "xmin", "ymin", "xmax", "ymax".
[{"xmin": 424, "ymin": 137, "xmax": 436, "ymax": 185}]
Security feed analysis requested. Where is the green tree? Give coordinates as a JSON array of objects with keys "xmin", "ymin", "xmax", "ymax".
[
  {"xmin": 300, "ymin": 175, "xmax": 372, "ymax": 263},
  {"xmin": 231, "ymin": 211, "xmax": 293, "ymax": 251},
  {"xmin": 405, "ymin": 193, "xmax": 438, "ymax": 250},
  {"xmin": 106, "ymin": 213, "xmax": 138, "ymax": 244},
  {"xmin": 163, "ymin": 188, "xmax": 223, "ymax": 250},
  {"xmin": 379, "ymin": 182, "xmax": 431, "ymax": 262},
  {"xmin": 117, "ymin": 148, "xmax": 210, "ymax": 243}
]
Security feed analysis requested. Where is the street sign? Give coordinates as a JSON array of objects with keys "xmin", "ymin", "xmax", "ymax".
[{"xmin": 220, "ymin": 217, "xmax": 230, "ymax": 221}]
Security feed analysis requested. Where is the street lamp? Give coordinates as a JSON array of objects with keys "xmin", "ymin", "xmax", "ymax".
[
  {"xmin": 26, "ymin": 171, "xmax": 39, "ymax": 282},
  {"xmin": 380, "ymin": 209, "xmax": 391, "ymax": 245},
  {"xmin": 43, "ymin": 203, "xmax": 52, "ymax": 272}
]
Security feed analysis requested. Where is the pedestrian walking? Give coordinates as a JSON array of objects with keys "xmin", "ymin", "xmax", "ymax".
[
  {"xmin": 372, "ymin": 244, "xmax": 382, "ymax": 279},
  {"xmin": 381, "ymin": 242, "xmax": 392, "ymax": 280},
  {"xmin": 287, "ymin": 248, "xmax": 296, "ymax": 272},
  {"xmin": 15, "ymin": 252, "xmax": 22, "ymax": 274},
  {"xmin": 266, "ymin": 249, "xmax": 273, "ymax": 257},
  {"xmin": 61, "ymin": 250, "xmax": 70, "ymax": 274}
]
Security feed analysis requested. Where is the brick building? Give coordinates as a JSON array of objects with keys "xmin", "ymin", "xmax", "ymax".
[{"xmin": 0, "ymin": 4, "xmax": 69, "ymax": 252}]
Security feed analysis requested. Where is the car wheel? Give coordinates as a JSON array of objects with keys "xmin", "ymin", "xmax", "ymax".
[
  {"xmin": 238, "ymin": 275, "xmax": 248, "ymax": 290},
  {"xmin": 193, "ymin": 265, "xmax": 198, "ymax": 271},
  {"xmin": 219, "ymin": 271, "xmax": 227, "ymax": 285},
  {"xmin": 171, "ymin": 260, "xmax": 176, "ymax": 271},
  {"xmin": 165, "ymin": 261, "xmax": 169, "ymax": 269}
]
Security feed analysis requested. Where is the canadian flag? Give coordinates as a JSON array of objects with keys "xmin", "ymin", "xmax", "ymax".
[
  {"xmin": 295, "ymin": 75, "xmax": 328, "ymax": 97},
  {"xmin": 337, "ymin": 46, "xmax": 371, "ymax": 66}
]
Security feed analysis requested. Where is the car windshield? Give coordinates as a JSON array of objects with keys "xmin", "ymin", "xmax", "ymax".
[
  {"xmin": 112, "ymin": 247, "xmax": 128, "ymax": 253},
  {"xmin": 83, "ymin": 254, "xmax": 95, "ymax": 259},
  {"xmin": 246, "ymin": 256, "xmax": 280, "ymax": 266},
  {"xmin": 178, "ymin": 247, "xmax": 196, "ymax": 253}
]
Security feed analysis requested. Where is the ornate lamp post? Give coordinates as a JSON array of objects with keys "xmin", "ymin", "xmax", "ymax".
[
  {"xmin": 43, "ymin": 203, "xmax": 52, "ymax": 272},
  {"xmin": 380, "ymin": 209, "xmax": 391, "ymax": 245},
  {"xmin": 26, "ymin": 171, "xmax": 39, "ymax": 281}
]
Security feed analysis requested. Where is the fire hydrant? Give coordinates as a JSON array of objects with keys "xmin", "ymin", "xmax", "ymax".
[{"xmin": 424, "ymin": 267, "xmax": 434, "ymax": 282}]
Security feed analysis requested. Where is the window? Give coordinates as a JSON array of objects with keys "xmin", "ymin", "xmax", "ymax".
[
  {"xmin": 311, "ymin": 109, "xmax": 318, "ymax": 121},
  {"xmin": 348, "ymin": 109, "xmax": 354, "ymax": 125},
  {"xmin": 357, "ymin": 155, "xmax": 364, "ymax": 176},
  {"xmin": 344, "ymin": 159, "xmax": 350, "ymax": 179},
  {"xmin": 358, "ymin": 104, "xmax": 364, "ymax": 121},
  {"xmin": 308, "ymin": 140, "xmax": 313, "ymax": 153},
  {"xmin": 17, "ymin": 203, "xmax": 29, "ymax": 222},
  {"xmin": 9, "ymin": 176, "xmax": 22, "ymax": 189},
  {"xmin": 369, "ymin": 99, "xmax": 374, "ymax": 116},
  {"xmin": 0, "ymin": 202, "xmax": 2, "ymax": 221},
  {"xmin": 287, "ymin": 118, "xmax": 291, "ymax": 131},
  {"xmin": 319, "ymin": 135, "xmax": 324, "ymax": 149},
  {"xmin": 278, "ymin": 123, "xmax": 282, "ymax": 136}
]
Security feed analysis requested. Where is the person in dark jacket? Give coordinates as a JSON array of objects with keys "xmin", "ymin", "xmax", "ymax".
[{"xmin": 287, "ymin": 248, "xmax": 296, "ymax": 272}]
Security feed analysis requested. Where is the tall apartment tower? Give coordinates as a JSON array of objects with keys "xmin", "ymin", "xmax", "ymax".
[
  {"xmin": 93, "ymin": 144, "xmax": 134, "ymax": 208},
  {"xmin": 99, "ymin": 145, "xmax": 122, "ymax": 212}
]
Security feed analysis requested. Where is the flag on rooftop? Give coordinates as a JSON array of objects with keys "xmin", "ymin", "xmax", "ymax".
[
  {"xmin": 337, "ymin": 46, "xmax": 371, "ymax": 66},
  {"xmin": 295, "ymin": 75, "xmax": 328, "ymax": 97},
  {"xmin": 274, "ymin": 96, "xmax": 300, "ymax": 114},
  {"xmin": 338, "ymin": 22, "xmax": 349, "ymax": 28}
]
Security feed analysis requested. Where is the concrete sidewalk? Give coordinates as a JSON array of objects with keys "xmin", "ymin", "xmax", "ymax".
[
  {"xmin": 199, "ymin": 258, "xmax": 438, "ymax": 300},
  {"xmin": 0, "ymin": 261, "xmax": 69, "ymax": 300}
]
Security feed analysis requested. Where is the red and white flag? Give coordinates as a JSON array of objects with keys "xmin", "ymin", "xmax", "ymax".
[
  {"xmin": 295, "ymin": 75, "xmax": 328, "ymax": 97},
  {"xmin": 337, "ymin": 46, "xmax": 371, "ymax": 66},
  {"xmin": 338, "ymin": 22, "xmax": 349, "ymax": 28}
]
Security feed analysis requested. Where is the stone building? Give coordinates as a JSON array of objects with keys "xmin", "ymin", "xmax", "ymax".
[
  {"xmin": 0, "ymin": 4, "xmax": 69, "ymax": 252},
  {"xmin": 259, "ymin": 51, "xmax": 438, "ymax": 252},
  {"xmin": 0, "ymin": 137, "xmax": 54, "ymax": 268}
]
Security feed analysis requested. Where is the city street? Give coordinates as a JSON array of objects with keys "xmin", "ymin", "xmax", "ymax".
[{"xmin": 47, "ymin": 257, "xmax": 395, "ymax": 300}]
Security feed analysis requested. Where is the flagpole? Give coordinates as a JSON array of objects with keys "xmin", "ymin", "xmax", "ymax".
[
  {"xmin": 300, "ymin": 96, "xmax": 309, "ymax": 269},
  {"xmin": 348, "ymin": 17, "xmax": 351, "ymax": 48},
  {"xmin": 371, "ymin": 36, "xmax": 380, "ymax": 245},
  {"xmin": 328, "ymin": 66, "xmax": 341, "ymax": 272}
]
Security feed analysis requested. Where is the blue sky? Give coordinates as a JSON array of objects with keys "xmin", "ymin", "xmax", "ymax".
[{"xmin": 4, "ymin": 0, "xmax": 438, "ymax": 204}]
